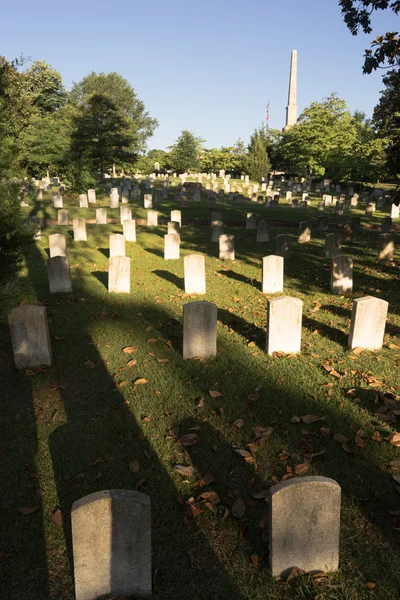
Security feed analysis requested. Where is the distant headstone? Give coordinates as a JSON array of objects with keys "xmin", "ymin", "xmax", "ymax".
[
  {"xmin": 96, "ymin": 208, "xmax": 107, "ymax": 225},
  {"xmin": 120, "ymin": 206, "xmax": 132, "ymax": 224},
  {"xmin": 58, "ymin": 210, "xmax": 69, "ymax": 226},
  {"xmin": 390, "ymin": 203, "xmax": 399, "ymax": 219},
  {"xmin": 72, "ymin": 490, "xmax": 151, "ymax": 600},
  {"xmin": 53, "ymin": 195, "xmax": 63, "ymax": 209},
  {"xmin": 211, "ymin": 224, "xmax": 223, "ymax": 242},
  {"xmin": 246, "ymin": 213, "xmax": 258, "ymax": 230},
  {"xmin": 108, "ymin": 256, "xmax": 131, "ymax": 293},
  {"xmin": 266, "ymin": 296, "xmax": 302, "ymax": 355},
  {"xmin": 79, "ymin": 194, "xmax": 88, "ymax": 208},
  {"xmin": 262, "ymin": 255, "xmax": 284, "ymax": 294},
  {"xmin": 348, "ymin": 296, "xmax": 388, "ymax": 350},
  {"xmin": 317, "ymin": 215, "xmax": 328, "ymax": 231},
  {"xmin": 276, "ymin": 234, "xmax": 291, "ymax": 258},
  {"xmin": 256, "ymin": 221, "xmax": 269, "ymax": 242},
  {"xmin": 298, "ymin": 222, "xmax": 311, "ymax": 244},
  {"xmin": 378, "ymin": 233, "xmax": 394, "ymax": 261},
  {"xmin": 73, "ymin": 218, "xmax": 87, "ymax": 242},
  {"xmin": 164, "ymin": 234, "xmax": 180, "ymax": 259},
  {"xmin": 88, "ymin": 189, "xmax": 96, "ymax": 203},
  {"xmin": 8, "ymin": 305, "xmax": 52, "ymax": 369},
  {"xmin": 147, "ymin": 210, "xmax": 158, "ymax": 226},
  {"xmin": 325, "ymin": 233, "xmax": 341, "ymax": 258},
  {"xmin": 331, "ymin": 256, "xmax": 353, "ymax": 294},
  {"xmin": 123, "ymin": 219, "xmax": 136, "ymax": 242},
  {"xmin": 211, "ymin": 212, "xmax": 222, "ymax": 227},
  {"xmin": 49, "ymin": 233, "xmax": 67, "ymax": 258},
  {"xmin": 219, "ymin": 234, "xmax": 235, "ymax": 260},
  {"xmin": 183, "ymin": 301, "xmax": 217, "ymax": 359},
  {"xmin": 47, "ymin": 255, "xmax": 73, "ymax": 294},
  {"xmin": 381, "ymin": 217, "xmax": 392, "ymax": 233},
  {"xmin": 167, "ymin": 221, "xmax": 180, "ymax": 235},
  {"xmin": 144, "ymin": 193, "xmax": 153, "ymax": 209},
  {"xmin": 171, "ymin": 210, "xmax": 181, "ymax": 226},
  {"xmin": 110, "ymin": 234, "xmax": 126, "ymax": 257},
  {"xmin": 269, "ymin": 476, "xmax": 341, "ymax": 578}
]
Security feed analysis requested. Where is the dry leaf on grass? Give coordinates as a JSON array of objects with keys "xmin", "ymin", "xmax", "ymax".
[
  {"xmin": 126, "ymin": 359, "xmax": 137, "ymax": 367},
  {"xmin": 122, "ymin": 346, "xmax": 137, "ymax": 353},
  {"xmin": 174, "ymin": 465, "xmax": 195, "ymax": 477},
  {"xmin": 232, "ymin": 497, "xmax": 246, "ymax": 518},
  {"xmin": 199, "ymin": 491, "xmax": 220, "ymax": 505},
  {"xmin": 133, "ymin": 378, "xmax": 148, "ymax": 385},
  {"xmin": 333, "ymin": 433, "xmax": 349, "ymax": 444},
  {"xmin": 129, "ymin": 460, "xmax": 140, "ymax": 473},
  {"xmin": 295, "ymin": 463, "xmax": 310, "ymax": 476},
  {"xmin": 52, "ymin": 509, "xmax": 63, "ymax": 528},
  {"xmin": 300, "ymin": 414, "xmax": 325, "ymax": 424},
  {"xmin": 209, "ymin": 390, "xmax": 222, "ymax": 398},
  {"xmin": 18, "ymin": 506, "xmax": 39, "ymax": 515},
  {"xmin": 178, "ymin": 433, "xmax": 199, "ymax": 447},
  {"xmin": 233, "ymin": 418, "xmax": 244, "ymax": 428}
]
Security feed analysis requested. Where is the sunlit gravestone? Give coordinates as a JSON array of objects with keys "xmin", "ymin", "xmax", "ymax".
[
  {"xmin": 378, "ymin": 233, "xmax": 394, "ymax": 261},
  {"xmin": 73, "ymin": 218, "xmax": 87, "ymax": 242},
  {"xmin": 96, "ymin": 208, "xmax": 107, "ymax": 225},
  {"xmin": 266, "ymin": 296, "xmax": 302, "ymax": 355},
  {"xmin": 49, "ymin": 233, "xmax": 67, "ymax": 258},
  {"xmin": 108, "ymin": 256, "xmax": 131, "ymax": 293},
  {"xmin": 348, "ymin": 296, "xmax": 388, "ymax": 351},
  {"xmin": 183, "ymin": 301, "xmax": 217, "ymax": 359},
  {"xmin": 87, "ymin": 189, "xmax": 96, "ymax": 203},
  {"xmin": 269, "ymin": 476, "xmax": 341, "ymax": 578},
  {"xmin": 8, "ymin": 305, "xmax": 52, "ymax": 369},
  {"xmin": 330, "ymin": 256, "xmax": 353, "ymax": 294},
  {"xmin": 298, "ymin": 222, "xmax": 311, "ymax": 244},
  {"xmin": 147, "ymin": 210, "xmax": 158, "ymax": 226},
  {"xmin": 184, "ymin": 254, "xmax": 206, "ymax": 294},
  {"xmin": 164, "ymin": 233, "xmax": 180, "ymax": 259},
  {"xmin": 262, "ymin": 255, "xmax": 284, "ymax": 294},
  {"xmin": 79, "ymin": 193, "xmax": 88, "ymax": 208},
  {"xmin": 123, "ymin": 219, "xmax": 136, "ymax": 242},
  {"xmin": 120, "ymin": 206, "xmax": 132, "ymax": 224},
  {"xmin": 72, "ymin": 490, "xmax": 151, "ymax": 600},
  {"xmin": 171, "ymin": 209, "xmax": 181, "ymax": 226},
  {"xmin": 219, "ymin": 234, "xmax": 235, "ymax": 260},
  {"xmin": 109, "ymin": 234, "xmax": 126, "ymax": 258}
]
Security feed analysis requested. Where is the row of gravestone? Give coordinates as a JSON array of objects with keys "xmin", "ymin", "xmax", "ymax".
[
  {"xmin": 7, "ymin": 294, "xmax": 388, "ymax": 372},
  {"xmin": 69, "ymin": 476, "xmax": 341, "ymax": 599}
]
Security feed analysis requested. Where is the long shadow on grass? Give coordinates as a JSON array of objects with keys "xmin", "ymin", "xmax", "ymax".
[{"xmin": 153, "ymin": 270, "xmax": 184, "ymax": 290}]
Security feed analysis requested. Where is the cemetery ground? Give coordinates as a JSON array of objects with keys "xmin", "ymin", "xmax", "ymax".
[{"xmin": 2, "ymin": 186, "xmax": 400, "ymax": 599}]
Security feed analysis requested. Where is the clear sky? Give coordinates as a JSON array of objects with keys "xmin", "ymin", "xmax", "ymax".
[{"xmin": 2, "ymin": 0, "xmax": 398, "ymax": 150}]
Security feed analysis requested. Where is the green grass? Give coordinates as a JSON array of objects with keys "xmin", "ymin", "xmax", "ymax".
[{"xmin": 1, "ymin": 185, "xmax": 400, "ymax": 599}]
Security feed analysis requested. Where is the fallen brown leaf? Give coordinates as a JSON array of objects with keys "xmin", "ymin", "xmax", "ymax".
[
  {"xmin": 199, "ymin": 491, "xmax": 220, "ymax": 505},
  {"xmin": 133, "ymin": 378, "xmax": 148, "ymax": 385},
  {"xmin": 300, "ymin": 414, "xmax": 325, "ymax": 424},
  {"xmin": 122, "ymin": 346, "xmax": 137, "ymax": 353},
  {"xmin": 129, "ymin": 460, "xmax": 140, "ymax": 473},
  {"xmin": 295, "ymin": 463, "xmax": 310, "ymax": 476},
  {"xmin": 209, "ymin": 390, "xmax": 222, "ymax": 398},
  {"xmin": 178, "ymin": 433, "xmax": 199, "ymax": 447},
  {"xmin": 52, "ymin": 509, "xmax": 63, "ymax": 528},
  {"xmin": 126, "ymin": 359, "xmax": 137, "ymax": 367},
  {"xmin": 18, "ymin": 506, "xmax": 39, "ymax": 515},
  {"xmin": 232, "ymin": 497, "xmax": 246, "ymax": 518},
  {"xmin": 174, "ymin": 465, "xmax": 195, "ymax": 477}
]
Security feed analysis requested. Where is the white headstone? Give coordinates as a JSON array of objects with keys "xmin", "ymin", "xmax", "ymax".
[
  {"xmin": 266, "ymin": 296, "xmax": 302, "ymax": 355},
  {"xmin": 348, "ymin": 296, "xmax": 388, "ymax": 351}
]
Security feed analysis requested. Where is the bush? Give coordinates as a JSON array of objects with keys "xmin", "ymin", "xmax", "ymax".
[{"xmin": 0, "ymin": 180, "xmax": 35, "ymax": 286}]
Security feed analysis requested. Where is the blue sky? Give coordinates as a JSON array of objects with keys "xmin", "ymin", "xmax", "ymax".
[{"xmin": 2, "ymin": 0, "xmax": 398, "ymax": 150}]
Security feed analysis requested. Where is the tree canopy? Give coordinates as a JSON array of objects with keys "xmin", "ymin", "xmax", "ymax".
[
  {"xmin": 169, "ymin": 130, "xmax": 202, "ymax": 173},
  {"xmin": 339, "ymin": 0, "xmax": 400, "ymax": 72}
]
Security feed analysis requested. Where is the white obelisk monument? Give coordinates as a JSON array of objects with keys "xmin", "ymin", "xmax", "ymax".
[{"xmin": 284, "ymin": 50, "xmax": 298, "ymax": 131}]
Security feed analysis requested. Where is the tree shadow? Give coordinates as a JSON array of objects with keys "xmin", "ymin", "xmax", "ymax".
[
  {"xmin": 303, "ymin": 316, "xmax": 348, "ymax": 345},
  {"xmin": 91, "ymin": 270, "xmax": 108, "ymax": 290},
  {"xmin": 145, "ymin": 247, "xmax": 164, "ymax": 258},
  {"xmin": 218, "ymin": 308, "xmax": 265, "ymax": 350},
  {"xmin": 217, "ymin": 269, "xmax": 261, "ymax": 290},
  {"xmin": 153, "ymin": 270, "xmax": 184, "ymax": 291}
]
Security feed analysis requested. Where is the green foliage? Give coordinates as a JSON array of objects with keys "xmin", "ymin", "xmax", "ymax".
[
  {"xmin": 70, "ymin": 93, "xmax": 137, "ymax": 183},
  {"xmin": 169, "ymin": 130, "xmax": 201, "ymax": 173},
  {"xmin": 277, "ymin": 94, "xmax": 385, "ymax": 181},
  {"xmin": 22, "ymin": 60, "xmax": 67, "ymax": 116},
  {"xmin": 70, "ymin": 72, "xmax": 158, "ymax": 154},
  {"xmin": 0, "ymin": 181, "xmax": 34, "ymax": 285},
  {"xmin": 20, "ymin": 105, "xmax": 74, "ymax": 177},
  {"xmin": 339, "ymin": 0, "xmax": 400, "ymax": 72},
  {"xmin": 373, "ymin": 69, "xmax": 400, "ymax": 178},
  {"xmin": 134, "ymin": 153, "xmax": 156, "ymax": 174},
  {"xmin": 245, "ymin": 135, "xmax": 271, "ymax": 181}
]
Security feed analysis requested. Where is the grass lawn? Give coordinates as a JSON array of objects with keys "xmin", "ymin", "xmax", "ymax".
[{"xmin": 1, "ymin": 181, "xmax": 400, "ymax": 599}]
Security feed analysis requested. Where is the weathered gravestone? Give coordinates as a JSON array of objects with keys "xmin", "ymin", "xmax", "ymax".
[
  {"xmin": 211, "ymin": 212, "xmax": 222, "ymax": 227},
  {"xmin": 144, "ymin": 193, "xmax": 153, "ymax": 209},
  {"xmin": 276, "ymin": 234, "xmax": 291, "ymax": 258},
  {"xmin": 325, "ymin": 233, "xmax": 341, "ymax": 258},
  {"xmin": 184, "ymin": 254, "xmax": 206, "ymax": 295},
  {"xmin": 298, "ymin": 222, "xmax": 311, "ymax": 244},
  {"xmin": 211, "ymin": 224, "xmax": 223, "ymax": 242},
  {"xmin": 168, "ymin": 221, "xmax": 180, "ymax": 235},
  {"xmin": 121, "ymin": 190, "xmax": 129, "ymax": 204},
  {"xmin": 266, "ymin": 296, "xmax": 302, "ymax": 355},
  {"xmin": 73, "ymin": 218, "xmax": 87, "ymax": 242},
  {"xmin": 109, "ymin": 234, "xmax": 126, "ymax": 258},
  {"xmin": 183, "ymin": 301, "xmax": 217, "ymax": 359},
  {"xmin": 120, "ymin": 206, "xmax": 132, "ymax": 224},
  {"xmin": 171, "ymin": 210, "xmax": 181, "ymax": 226},
  {"xmin": 331, "ymin": 256, "xmax": 353, "ymax": 294},
  {"xmin": 110, "ymin": 190, "xmax": 119, "ymax": 209},
  {"xmin": 269, "ymin": 476, "xmax": 341, "ymax": 578},
  {"xmin": 378, "ymin": 234, "xmax": 394, "ymax": 261},
  {"xmin": 96, "ymin": 208, "xmax": 107, "ymax": 225},
  {"xmin": 262, "ymin": 255, "xmax": 284, "ymax": 294},
  {"xmin": 348, "ymin": 296, "xmax": 388, "ymax": 351},
  {"xmin": 147, "ymin": 210, "xmax": 158, "ymax": 226},
  {"xmin": 256, "ymin": 221, "xmax": 269, "ymax": 242},
  {"xmin": 8, "ymin": 305, "xmax": 52, "ymax": 369},
  {"xmin": 87, "ymin": 189, "xmax": 96, "ymax": 203},
  {"xmin": 164, "ymin": 234, "xmax": 180, "ymax": 259},
  {"xmin": 58, "ymin": 210, "xmax": 69, "ymax": 226},
  {"xmin": 123, "ymin": 219, "xmax": 136, "ymax": 242},
  {"xmin": 317, "ymin": 215, "xmax": 328, "ymax": 231},
  {"xmin": 108, "ymin": 256, "xmax": 131, "ymax": 293},
  {"xmin": 219, "ymin": 234, "xmax": 235, "ymax": 260},
  {"xmin": 72, "ymin": 490, "xmax": 151, "ymax": 600},
  {"xmin": 53, "ymin": 195, "xmax": 63, "ymax": 209},
  {"xmin": 49, "ymin": 233, "xmax": 67, "ymax": 258},
  {"xmin": 79, "ymin": 194, "xmax": 88, "ymax": 208},
  {"xmin": 47, "ymin": 256, "xmax": 73, "ymax": 294},
  {"xmin": 381, "ymin": 217, "xmax": 392, "ymax": 233},
  {"xmin": 246, "ymin": 213, "xmax": 258, "ymax": 230},
  {"xmin": 351, "ymin": 216, "xmax": 361, "ymax": 231}
]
